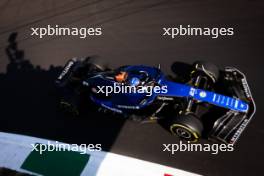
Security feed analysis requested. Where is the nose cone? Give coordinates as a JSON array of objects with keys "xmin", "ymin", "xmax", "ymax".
[{"xmin": 239, "ymin": 102, "xmax": 249, "ymax": 112}]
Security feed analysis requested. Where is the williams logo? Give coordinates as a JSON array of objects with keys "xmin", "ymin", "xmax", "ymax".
[
  {"xmin": 58, "ymin": 60, "xmax": 75, "ymax": 80},
  {"xmin": 241, "ymin": 78, "xmax": 251, "ymax": 98}
]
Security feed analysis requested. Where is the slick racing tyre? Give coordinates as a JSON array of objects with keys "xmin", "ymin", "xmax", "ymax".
[
  {"xmin": 170, "ymin": 114, "xmax": 203, "ymax": 142},
  {"xmin": 193, "ymin": 61, "xmax": 219, "ymax": 83},
  {"xmin": 84, "ymin": 57, "xmax": 108, "ymax": 72}
]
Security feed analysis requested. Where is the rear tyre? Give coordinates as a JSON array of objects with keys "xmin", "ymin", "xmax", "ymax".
[
  {"xmin": 193, "ymin": 61, "xmax": 219, "ymax": 83},
  {"xmin": 170, "ymin": 114, "xmax": 203, "ymax": 142},
  {"xmin": 84, "ymin": 57, "xmax": 108, "ymax": 72},
  {"xmin": 68, "ymin": 57, "xmax": 109, "ymax": 83},
  {"xmin": 59, "ymin": 93, "xmax": 80, "ymax": 117}
]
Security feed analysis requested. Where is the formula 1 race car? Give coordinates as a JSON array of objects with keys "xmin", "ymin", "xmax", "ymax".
[{"xmin": 55, "ymin": 57, "xmax": 256, "ymax": 144}]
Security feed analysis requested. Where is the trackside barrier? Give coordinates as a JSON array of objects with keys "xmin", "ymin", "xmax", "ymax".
[{"xmin": 0, "ymin": 132, "xmax": 200, "ymax": 176}]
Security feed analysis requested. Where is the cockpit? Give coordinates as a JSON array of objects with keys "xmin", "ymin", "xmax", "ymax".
[{"xmin": 114, "ymin": 70, "xmax": 150, "ymax": 86}]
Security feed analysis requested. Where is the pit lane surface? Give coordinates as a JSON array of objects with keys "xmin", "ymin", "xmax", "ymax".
[{"xmin": 0, "ymin": 0, "xmax": 263, "ymax": 175}]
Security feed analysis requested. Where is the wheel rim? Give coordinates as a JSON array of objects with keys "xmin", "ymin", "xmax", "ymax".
[
  {"xmin": 175, "ymin": 127, "xmax": 192, "ymax": 139},
  {"xmin": 170, "ymin": 124, "xmax": 199, "ymax": 141}
]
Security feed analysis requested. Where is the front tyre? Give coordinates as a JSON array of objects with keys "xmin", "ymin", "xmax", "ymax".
[{"xmin": 170, "ymin": 114, "xmax": 203, "ymax": 142}]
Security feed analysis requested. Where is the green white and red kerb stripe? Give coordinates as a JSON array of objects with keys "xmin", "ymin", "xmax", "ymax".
[{"xmin": 0, "ymin": 132, "xmax": 200, "ymax": 176}]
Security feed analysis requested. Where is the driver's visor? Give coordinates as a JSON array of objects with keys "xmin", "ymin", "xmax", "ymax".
[{"xmin": 115, "ymin": 71, "xmax": 128, "ymax": 82}]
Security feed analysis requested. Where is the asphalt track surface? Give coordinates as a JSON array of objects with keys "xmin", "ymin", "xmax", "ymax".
[{"xmin": 0, "ymin": 0, "xmax": 264, "ymax": 175}]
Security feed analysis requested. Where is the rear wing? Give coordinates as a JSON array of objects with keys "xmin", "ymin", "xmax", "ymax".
[
  {"xmin": 209, "ymin": 67, "xmax": 256, "ymax": 144},
  {"xmin": 55, "ymin": 58, "xmax": 79, "ymax": 87}
]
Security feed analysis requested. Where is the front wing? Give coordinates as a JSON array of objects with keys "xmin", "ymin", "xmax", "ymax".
[{"xmin": 209, "ymin": 67, "xmax": 256, "ymax": 144}]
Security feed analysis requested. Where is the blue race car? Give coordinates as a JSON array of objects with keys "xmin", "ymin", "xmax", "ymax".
[{"xmin": 56, "ymin": 57, "xmax": 255, "ymax": 144}]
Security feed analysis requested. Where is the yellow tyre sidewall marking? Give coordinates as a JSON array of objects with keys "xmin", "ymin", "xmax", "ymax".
[
  {"xmin": 170, "ymin": 124, "xmax": 199, "ymax": 140},
  {"xmin": 60, "ymin": 101, "xmax": 79, "ymax": 115}
]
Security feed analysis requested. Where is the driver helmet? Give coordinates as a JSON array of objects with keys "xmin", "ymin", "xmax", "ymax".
[
  {"xmin": 115, "ymin": 71, "xmax": 128, "ymax": 82},
  {"xmin": 129, "ymin": 77, "xmax": 141, "ymax": 86}
]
